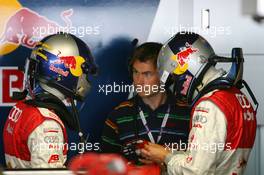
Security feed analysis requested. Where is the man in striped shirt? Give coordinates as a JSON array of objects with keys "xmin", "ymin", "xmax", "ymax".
[{"xmin": 100, "ymin": 42, "xmax": 190, "ymax": 164}]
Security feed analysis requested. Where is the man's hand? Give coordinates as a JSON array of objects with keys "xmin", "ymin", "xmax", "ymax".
[
  {"xmin": 140, "ymin": 143, "xmax": 171, "ymax": 164},
  {"xmin": 138, "ymin": 158, "xmax": 155, "ymax": 165}
]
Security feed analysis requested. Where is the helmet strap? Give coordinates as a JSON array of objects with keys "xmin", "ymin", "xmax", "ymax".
[
  {"xmin": 69, "ymin": 98, "xmax": 89, "ymax": 154},
  {"xmin": 24, "ymin": 93, "xmax": 78, "ymax": 131}
]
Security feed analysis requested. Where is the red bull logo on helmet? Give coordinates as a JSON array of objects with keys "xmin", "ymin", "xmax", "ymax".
[
  {"xmin": 51, "ymin": 55, "xmax": 85, "ymax": 77},
  {"xmin": 59, "ymin": 56, "xmax": 77, "ymax": 70},
  {"xmin": 32, "ymin": 41, "xmax": 85, "ymax": 77},
  {"xmin": 171, "ymin": 42, "xmax": 198, "ymax": 75}
]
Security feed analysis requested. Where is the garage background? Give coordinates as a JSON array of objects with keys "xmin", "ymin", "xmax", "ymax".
[{"xmin": 0, "ymin": 0, "xmax": 263, "ymax": 174}]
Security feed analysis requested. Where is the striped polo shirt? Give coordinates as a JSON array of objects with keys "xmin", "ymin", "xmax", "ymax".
[{"xmin": 101, "ymin": 92, "xmax": 190, "ymax": 163}]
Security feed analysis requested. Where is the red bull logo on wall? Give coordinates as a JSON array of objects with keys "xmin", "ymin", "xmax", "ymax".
[
  {"xmin": 170, "ymin": 42, "xmax": 198, "ymax": 75},
  {"xmin": 0, "ymin": 6, "xmax": 73, "ymax": 55}
]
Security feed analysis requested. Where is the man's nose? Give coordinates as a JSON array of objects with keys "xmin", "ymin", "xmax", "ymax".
[{"xmin": 135, "ymin": 73, "xmax": 145, "ymax": 85}]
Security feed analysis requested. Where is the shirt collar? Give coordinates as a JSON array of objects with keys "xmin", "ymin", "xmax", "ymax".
[{"xmin": 134, "ymin": 90, "xmax": 174, "ymax": 112}]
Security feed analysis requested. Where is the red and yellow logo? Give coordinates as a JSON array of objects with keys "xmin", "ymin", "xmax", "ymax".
[
  {"xmin": 32, "ymin": 41, "xmax": 85, "ymax": 77},
  {"xmin": 0, "ymin": 0, "xmax": 22, "ymax": 55},
  {"xmin": 170, "ymin": 42, "xmax": 198, "ymax": 75},
  {"xmin": 57, "ymin": 55, "xmax": 85, "ymax": 77},
  {"xmin": 0, "ymin": 0, "xmax": 72, "ymax": 56}
]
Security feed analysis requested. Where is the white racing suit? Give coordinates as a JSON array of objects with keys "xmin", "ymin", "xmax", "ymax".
[
  {"xmin": 165, "ymin": 87, "xmax": 257, "ymax": 175},
  {"xmin": 3, "ymin": 100, "xmax": 67, "ymax": 168}
]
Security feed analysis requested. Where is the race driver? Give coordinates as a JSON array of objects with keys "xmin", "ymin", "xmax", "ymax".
[
  {"xmin": 140, "ymin": 32, "xmax": 258, "ymax": 175},
  {"xmin": 3, "ymin": 33, "xmax": 97, "ymax": 168}
]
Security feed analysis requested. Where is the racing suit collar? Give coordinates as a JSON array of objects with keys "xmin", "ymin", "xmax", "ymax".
[{"xmin": 197, "ymin": 66, "xmax": 226, "ymax": 92}]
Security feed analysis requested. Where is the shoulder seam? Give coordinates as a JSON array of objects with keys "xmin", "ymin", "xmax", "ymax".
[
  {"xmin": 114, "ymin": 101, "xmax": 134, "ymax": 110},
  {"xmin": 36, "ymin": 107, "xmax": 65, "ymax": 128}
]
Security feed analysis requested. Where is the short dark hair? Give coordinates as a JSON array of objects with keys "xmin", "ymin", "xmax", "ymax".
[{"xmin": 129, "ymin": 42, "xmax": 162, "ymax": 69}]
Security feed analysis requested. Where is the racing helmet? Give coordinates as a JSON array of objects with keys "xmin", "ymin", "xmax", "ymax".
[
  {"xmin": 158, "ymin": 32, "xmax": 216, "ymax": 105},
  {"xmin": 25, "ymin": 32, "xmax": 97, "ymax": 101}
]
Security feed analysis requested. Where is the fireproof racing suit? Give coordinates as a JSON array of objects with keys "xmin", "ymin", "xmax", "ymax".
[
  {"xmin": 3, "ymin": 100, "xmax": 67, "ymax": 168},
  {"xmin": 164, "ymin": 87, "xmax": 257, "ymax": 175}
]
